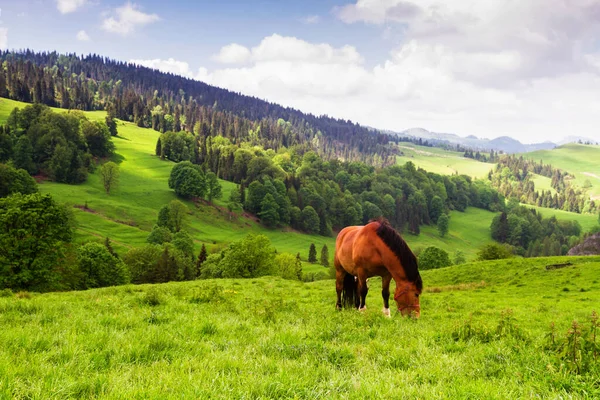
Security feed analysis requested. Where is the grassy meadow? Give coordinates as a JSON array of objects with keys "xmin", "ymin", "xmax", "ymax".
[
  {"xmin": 0, "ymin": 98, "xmax": 505, "ymax": 264},
  {"xmin": 396, "ymin": 142, "xmax": 494, "ymax": 178},
  {"xmin": 1, "ymin": 255, "xmax": 599, "ymax": 398},
  {"xmin": 525, "ymin": 144, "xmax": 600, "ymax": 200}
]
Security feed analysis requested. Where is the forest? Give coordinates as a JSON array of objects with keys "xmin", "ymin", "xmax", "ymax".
[
  {"xmin": 487, "ymin": 154, "xmax": 596, "ymax": 214},
  {"xmin": 0, "ymin": 50, "xmax": 399, "ymax": 167}
]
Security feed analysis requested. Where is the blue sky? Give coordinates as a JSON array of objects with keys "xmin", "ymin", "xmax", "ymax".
[{"xmin": 2, "ymin": 0, "xmax": 600, "ymax": 144}]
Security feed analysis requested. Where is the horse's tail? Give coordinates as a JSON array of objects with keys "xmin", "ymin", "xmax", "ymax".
[{"xmin": 341, "ymin": 274, "xmax": 359, "ymax": 309}]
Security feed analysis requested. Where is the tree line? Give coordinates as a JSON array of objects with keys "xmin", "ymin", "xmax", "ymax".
[
  {"xmin": 0, "ymin": 104, "xmax": 115, "ymax": 183},
  {"xmin": 487, "ymin": 154, "xmax": 596, "ymax": 214},
  {"xmin": 0, "ymin": 50, "xmax": 399, "ymax": 167},
  {"xmin": 490, "ymin": 199, "xmax": 583, "ymax": 257}
]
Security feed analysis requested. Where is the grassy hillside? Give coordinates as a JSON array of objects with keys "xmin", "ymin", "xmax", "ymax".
[
  {"xmin": 396, "ymin": 142, "xmax": 494, "ymax": 178},
  {"xmin": 525, "ymin": 143, "xmax": 600, "ymax": 200},
  {"xmin": 0, "ymin": 98, "xmax": 502, "ymax": 263},
  {"xmin": 1, "ymin": 256, "xmax": 599, "ymax": 398}
]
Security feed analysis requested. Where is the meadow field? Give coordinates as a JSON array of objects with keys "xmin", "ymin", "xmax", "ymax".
[
  {"xmin": 525, "ymin": 144, "xmax": 600, "ymax": 200},
  {"xmin": 395, "ymin": 142, "xmax": 494, "ymax": 178},
  {"xmin": 0, "ymin": 255, "xmax": 598, "ymax": 398}
]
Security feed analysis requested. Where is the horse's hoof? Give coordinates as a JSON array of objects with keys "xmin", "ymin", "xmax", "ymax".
[
  {"xmin": 382, "ymin": 308, "xmax": 391, "ymax": 317},
  {"xmin": 358, "ymin": 306, "xmax": 367, "ymax": 312}
]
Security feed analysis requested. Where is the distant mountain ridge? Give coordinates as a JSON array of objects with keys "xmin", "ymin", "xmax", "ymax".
[{"xmin": 393, "ymin": 128, "xmax": 557, "ymax": 154}]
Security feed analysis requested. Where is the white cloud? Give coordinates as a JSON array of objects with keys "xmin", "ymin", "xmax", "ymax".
[
  {"xmin": 127, "ymin": 7, "xmax": 600, "ymax": 144},
  {"xmin": 0, "ymin": 28, "xmax": 7, "ymax": 50},
  {"xmin": 300, "ymin": 15, "xmax": 320, "ymax": 24},
  {"xmin": 129, "ymin": 58, "xmax": 197, "ymax": 78},
  {"xmin": 102, "ymin": 2, "xmax": 159, "ymax": 36},
  {"xmin": 76, "ymin": 30, "xmax": 90, "ymax": 41},
  {"xmin": 212, "ymin": 44, "xmax": 251, "ymax": 65},
  {"xmin": 56, "ymin": 0, "xmax": 86, "ymax": 14}
]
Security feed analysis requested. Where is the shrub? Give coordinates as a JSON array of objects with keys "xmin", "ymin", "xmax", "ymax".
[
  {"xmin": 418, "ymin": 246, "xmax": 452, "ymax": 270},
  {"xmin": 477, "ymin": 243, "xmax": 514, "ymax": 261},
  {"xmin": 77, "ymin": 242, "xmax": 130, "ymax": 288}
]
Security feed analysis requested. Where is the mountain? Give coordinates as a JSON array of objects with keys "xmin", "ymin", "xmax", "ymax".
[
  {"xmin": 395, "ymin": 128, "xmax": 556, "ymax": 153},
  {"xmin": 558, "ymin": 136, "xmax": 599, "ymax": 145}
]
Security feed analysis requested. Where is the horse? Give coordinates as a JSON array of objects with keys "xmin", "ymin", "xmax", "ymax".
[{"xmin": 334, "ymin": 218, "xmax": 423, "ymax": 317}]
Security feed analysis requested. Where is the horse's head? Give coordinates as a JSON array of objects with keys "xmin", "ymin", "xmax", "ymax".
[{"xmin": 394, "ymin": 281, "xmax": 421, "ymax": 318}]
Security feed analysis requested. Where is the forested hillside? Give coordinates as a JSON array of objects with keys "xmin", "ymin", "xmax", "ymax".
[{"xmin": 0, "ymin": 50, "xmax": 396, "ymax": 167}]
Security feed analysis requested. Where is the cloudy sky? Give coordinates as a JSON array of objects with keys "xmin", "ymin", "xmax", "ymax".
[{"xmin": 2, "ymin": 0, "xmax": 600, "ymax": 143}]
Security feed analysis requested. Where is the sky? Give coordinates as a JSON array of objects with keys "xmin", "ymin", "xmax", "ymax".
[{"xmin": 2, "ymin": 0, "xmax": 600, "ymax": 144}]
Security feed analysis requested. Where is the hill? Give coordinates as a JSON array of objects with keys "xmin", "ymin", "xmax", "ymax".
[
  {"xmin": 395, "ymin": 141, "xmax": 494, "ymax": 178},
  {"xmin": 1, "ymin": 255, "xmax": 598, "ymax": 397},
  {"xmin": 0, "ymin": 97, "xmax": 499, "ymax": 265},
  {"xmin": 524, "ymin": 143, "xmax": 600, "ymax": 200},
  {"xmin": 397, "ymin": 128, "xmax": 556, "ymax": 153}
]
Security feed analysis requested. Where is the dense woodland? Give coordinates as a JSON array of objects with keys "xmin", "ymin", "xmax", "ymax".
[
  {"xmin": 0, "ymin": 104, "xmax": 113, "ymax": 183},
  {"xmin": 487, "ymin": 154, "xmax": 596, "ymax": 214},
  {"xmin": 490, "ymin": 200, "xmax": 584, "ymax": 257},
  {"xmin": 0, "ymin": 50, "xmax": 400, "ymax": 167}
]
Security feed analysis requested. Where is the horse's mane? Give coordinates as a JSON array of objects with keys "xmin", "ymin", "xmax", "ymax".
[{"xmin": 371, "ymin": 218, "xmax": 423, "ymax": 291}]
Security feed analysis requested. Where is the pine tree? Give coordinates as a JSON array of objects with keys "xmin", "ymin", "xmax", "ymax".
[
  {"xmin": 196, "ymin": 244, "xmax": 208, "ymax": 278},
  {"xmin": 308, "ymin": 243, "xmax": 317, "ymax": 263},
  {"xmin": 320, "ymin": 244, "xmax": 329, "ymax": 267},
  {"xmin": 104, "ymin": 237, "xmax": 118, "ymax": 258}
]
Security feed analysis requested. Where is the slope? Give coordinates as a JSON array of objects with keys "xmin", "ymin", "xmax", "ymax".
[
  {"xmin": 524, "ymin": 143, "xmax": 600, "ymax": 200},
  {"xmin": 1, "ymin": 256, "xmax": 598, "ymax": 397}
]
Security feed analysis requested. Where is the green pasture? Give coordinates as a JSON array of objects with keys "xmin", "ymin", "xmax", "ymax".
[
  {"xmin": 396, "ymin": 142, "xmax": 494, "ymax": 178},
  {"xmin": 524, "ymin": 204, "xmax": 599, "ymax": 233},
  {"xmin": 1, "ymin": 255, "xmax": 599, "ymax": 398},
  {"xmin": 530, "ymin": 173, "xmax": 557, "ymax": 195},
  {"xmin": 525, "ymin": 143, "xmax": 600, "ymax": 199}
]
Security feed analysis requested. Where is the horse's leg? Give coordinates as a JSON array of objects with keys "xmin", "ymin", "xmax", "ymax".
[
  {"xmin": 335, "ymin": 262, "xmax": 344, "ymax": 310},
  {"xmin": 381, "ymin": 274, "xmax": 392, "ymax": 317},
  {"xmin": 357, "ymin": 271, "xmax": 368, "ymax": 311}
]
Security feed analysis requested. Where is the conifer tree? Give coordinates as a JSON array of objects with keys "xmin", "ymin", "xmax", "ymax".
[{"xmin": 308, "ymin": 243, "xmax": 317, "ymax": 263}]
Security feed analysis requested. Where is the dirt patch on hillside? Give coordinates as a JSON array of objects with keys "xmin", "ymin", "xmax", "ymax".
[{"xmin": 583, "ymin": 172, "xmax": 600, "ymax": 180}]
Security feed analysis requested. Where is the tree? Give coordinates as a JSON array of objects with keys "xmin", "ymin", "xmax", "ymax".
[
  {"xmin": 0, "ymin": 164, "xmax": 38, "ymax": 198},
  {"xmin": 453, "ymin": 250, "xmax": 466, "ymax": 265},
  {"xmin": 169, "ymin": 162, "xmax": 206, "ymax": 199},
  {"xmin": 205, "ymin": 171, "xmax": 222, "ymax": 202},
  {"xmin": 82, "ymin": 120, "xmax": 114, "ymax": 157},
  {"xmin": 172, "ymin": 230, "xmax": 194, "ymax": 259},
  {"xmin": 320, "ymin": 244, "xmax": 329, "ymax": 267},
  {"xmin": 104, "ymin": 237, "xmax": 118, "ymax": 258},
  {"xmin": 196, "ymin": 244, "xmax": 208, "ymax": 277},
  {"xmin": 147, "ymin": 225, "xmax": 172, "ymax": 245},
  {"xmin": 167, "ymin": 200, "xmax": 188, "ymax": 233},
  {"xmin": 418, "ymin": 246, "xmax": 452, "ymax": 270},
  {"xmin": 476, "ymin": 243, "xmax": 514, "ymax": 261},
  {"xmin": 204, "ymin": 234, "xmax": 275, "ymax": 278},
  {"xmin": 0, "ymin": 193, "xmax": 74, "ymax": 290},
  {"xmin": 77, "ymin": 242, "xmax": 129, "ymax": 289},
  {"xmin": 301, "ymin": 206, "xmax": 320, "ymax": 234},
  {"xmin": 308, "ymin": 243, "xmax": 317, "ymax": 263},
  {"xmin": 274, "ymin": 253, "xmax": 302, "ymax": 280},
  {"xmin": 13, "ymin": 136, "xmax": 36, "ymax": 174},
  {"xmin": 226, "ymin": 187, "xmax": 243, "ymax": 220},
  {"xmin": 105, "ymin": 114, "xmax": 118, "ymax": 136},
  {"xmin": 259, "ymin": 193, "xmax": 280, "ymax": 227},
  {"xmin": 430, "ymin": 196, "xmax": 444, "ymax": 224},
  {"xmin": 100, "ymin": 162, "xmax": 120, "ymax": 194},
  {"xmin": 437, "ymin": 213, "xmax": 449, "ymax": 237},
  {"xmin": 123, "ymin": 244, "xmax": 162, "ymax": 284}
]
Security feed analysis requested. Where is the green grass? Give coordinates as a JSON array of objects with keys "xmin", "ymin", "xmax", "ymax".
[
  {"xmin": 525, "ymin": 143, "xmax": 600, "ymax": 200},
  {"xmin": 1, "ymin": 256, "xmax": 599, "ymax": 398},
  {"xmin": 396, "ymin": 142, "xmax": 494, "ymax": 178},
  {"xmin": 524, "ymin": 204, "xmax": 599, "ymax": 233},
  {"xmin": 530, "ymin": 173, "xmax": 557, "ymax": 195}
]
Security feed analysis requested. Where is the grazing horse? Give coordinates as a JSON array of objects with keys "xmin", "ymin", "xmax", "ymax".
[{"xmin": 334, "ymin": 218, "xmax": 423, "ymax": 317}]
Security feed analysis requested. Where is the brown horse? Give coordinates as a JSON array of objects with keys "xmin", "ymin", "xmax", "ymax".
[{"xmin": 334, "ymin": 218, "xmax": 422, "ymax": 317}]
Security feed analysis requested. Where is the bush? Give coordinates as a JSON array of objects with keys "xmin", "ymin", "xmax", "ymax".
[
  {"xmin": 274, "ymin": 253, "xmax": 302, "ymax": 280},
  {"xmin": 418, "ymin": 246, "xmax": 452, "ymax": 270},
  {"xmin": 477, "ymin": 243, "xmax": 514, "ymax": 261},
  {"xmin": 77, "ymin": 242, "xmax": 130, "ymax": 288}
]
